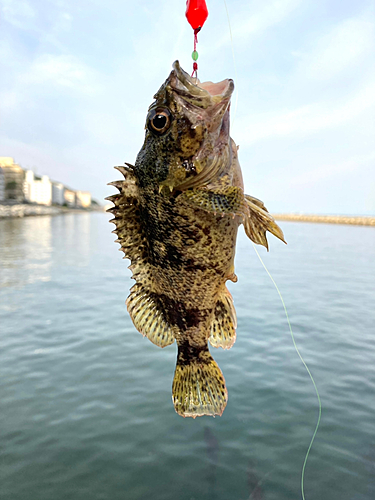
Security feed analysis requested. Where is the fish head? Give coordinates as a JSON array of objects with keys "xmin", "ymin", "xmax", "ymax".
[{"xmin": 135, "ymin": 60, "xmax": 234, "ymax": 191}]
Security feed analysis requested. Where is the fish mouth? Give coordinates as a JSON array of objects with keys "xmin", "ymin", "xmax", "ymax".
[
  {"xmin": 170, "ymin": 60, "xmax": 234, "ymax": 108},
  {"xmin": 166, "ymin": 61, "xmax": 233, "ymax": 190}
]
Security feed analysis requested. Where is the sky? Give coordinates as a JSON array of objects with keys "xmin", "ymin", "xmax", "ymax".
[{"xmin": 0, "ymin": 0, "xmax": 374, "ymax": 214}]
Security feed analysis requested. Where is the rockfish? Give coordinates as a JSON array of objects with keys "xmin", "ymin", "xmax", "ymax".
[{"xmin": 107, "ymin": 61, "xmax": 284, "ymax": 418}]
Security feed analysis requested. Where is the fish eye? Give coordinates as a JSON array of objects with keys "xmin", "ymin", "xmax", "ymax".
[{"xmin": 148, "ymin": 108, "xmax": 172, "ymax": 135}]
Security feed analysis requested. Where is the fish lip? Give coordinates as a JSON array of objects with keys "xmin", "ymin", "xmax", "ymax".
[{"xmin": 171, "ymin": 60, "xmax": 234, "ymax": 103}]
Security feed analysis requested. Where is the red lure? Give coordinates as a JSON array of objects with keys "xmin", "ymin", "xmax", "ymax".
[
  {"xmin": 185, "ymin": 0, "xmax": 209, "ymax": 77},
  {"xmin": 185, "ymin": 0, "xmax": 209, "ymax": 30}
]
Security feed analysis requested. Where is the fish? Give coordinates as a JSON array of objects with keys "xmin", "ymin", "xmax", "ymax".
[{"xmin": 107, "ymin": 60, "xmax": 285, "ymax": 418}]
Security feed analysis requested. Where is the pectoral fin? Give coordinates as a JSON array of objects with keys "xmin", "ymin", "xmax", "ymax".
[
  {"xmin": 179, "ymin": 186, "xmax": 247, "ymax": 217},
  {"xmin": 127, "ymin": 284, "xmax": 175, "ymax": 348},
  {"xmin": 243, "ymin": 194, "xmax": 286, "ymax": 250}
]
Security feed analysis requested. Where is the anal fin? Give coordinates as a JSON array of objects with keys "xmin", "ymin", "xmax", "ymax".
[
  {"xmin": 126, "ymin": 284, "xmax": 175, "ymax": 348},
  {"xmin": 209, "ymin": 288, "xmax": 237, "ymax": 349},
  {"xmin": 172, "ymin": 344, "xmax": 227, "ymax": 418}
]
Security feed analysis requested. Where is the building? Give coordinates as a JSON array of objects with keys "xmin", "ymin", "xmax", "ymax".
[
  {"xmin": 0, "ymin": 157, "xmax": 25, "ymax": 202},
  {"xmin": 52, "ymin": 182, "xmax": 65, "ymax": 205},
  {"xmin": 0, "ymin": 157, "xmax": 92, "ymax": 208},
  {"xmin": 23, "ymin": 170, "xmax": 52, "ymax": 205},
  {"xmin": 0, "ymin": 167, "xmax": 4, "ymax": 201},
  {"xmin": 64, "ymin": 188, "xmax": 75, "ymax": 207},
  {"xmin": 75, "ymin": 190, "xmax": 91, "ymax": 208}
]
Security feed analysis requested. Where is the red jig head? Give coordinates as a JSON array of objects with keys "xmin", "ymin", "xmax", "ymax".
[
  {"xmin": 185, "ymin": 0, "xmax": 209, "ymax": 31},
  {"xmin": 185, "ymin": 0, "xmax": 209, "ymax": 78}
]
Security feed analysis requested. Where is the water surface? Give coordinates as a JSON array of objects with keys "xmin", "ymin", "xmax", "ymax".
[{"xmin": 1, "ymin": 213, "xmax": 374, "ymax": 500}]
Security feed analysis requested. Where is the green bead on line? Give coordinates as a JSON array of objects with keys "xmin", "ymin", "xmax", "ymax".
[{"xmin": 192, "ymin": 50, "xmax": 199, "ymax": 61}]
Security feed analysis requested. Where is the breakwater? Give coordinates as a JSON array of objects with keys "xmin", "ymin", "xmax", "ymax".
[{"xmin": 273, "ymin": 214, "xmax": 375, "ymax": 226}]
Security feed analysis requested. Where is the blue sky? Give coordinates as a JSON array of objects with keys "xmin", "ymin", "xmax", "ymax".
[{"xmin": 1, "ymin": 0, "xmax": 374, "ymax": 214}]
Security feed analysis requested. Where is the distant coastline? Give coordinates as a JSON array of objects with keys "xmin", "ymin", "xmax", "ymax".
[
  {"xmin": 273, "ymin": 214, "xmax": 375, "ymax": 226},
  {"xmin": 2, "ymin": 205, "xmax": 374, "ymax": 226},
  {"xmin": 0, "ymin": 203, "xmax": 103, "ymax": 219}
]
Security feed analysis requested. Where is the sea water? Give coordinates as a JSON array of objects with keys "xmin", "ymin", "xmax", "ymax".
[{"xmin": 1, "ymin": 213, "xmax": 374, "ymax": 500}]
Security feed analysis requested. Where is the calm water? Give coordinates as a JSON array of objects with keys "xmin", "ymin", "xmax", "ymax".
[{"xmin": 1, "ymin": 213, "xmax": 375, "ymax": 500}]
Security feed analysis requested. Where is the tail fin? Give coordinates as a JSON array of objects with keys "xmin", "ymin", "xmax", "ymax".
[{"xmin": 172, "ymin": 344, "xmax": 228, "ymax": 418}]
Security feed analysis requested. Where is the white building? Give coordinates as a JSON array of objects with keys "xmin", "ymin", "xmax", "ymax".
[
  {"xmin": 0, "ymin": 157, "xmax": 25, "ymax": 202},
  {"xmin": 64, "ymin": 188, "xmax": 75, "ymax": 207},
  {"xmin": 0, "ymin": 167, "xmax": 4, "ymax": 201},
  {"xmin": 75, "ymin": 190, "xmax": 91, "ymax": 208},
  {"xmin": 52, "ymin": 182, "xmax": 65, "ymax": 205},
  {"xmin": 23, "ymin": 170, "xmax": 52, "ymax": 206}
]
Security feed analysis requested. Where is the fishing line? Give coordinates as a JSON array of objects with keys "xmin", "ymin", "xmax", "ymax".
[
  {"xmin": 251, "ymin": 243, "xmax": 322, "ymax": 500},
  {"xmin": 223, "ymin": 0, "xmax": 239, "ymax": 124},
  {"xmin": 222, "ymin": 2, "xmax": 322, "ymax": 497}
]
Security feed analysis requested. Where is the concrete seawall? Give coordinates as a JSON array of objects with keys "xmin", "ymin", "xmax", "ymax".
[
  {"xmin": 0, "ymin": 204, "xmax": 62, "ymax": 218},
  {"xmin": 0, "ymin": 204, "xmax": 102, "ymax": 218}
]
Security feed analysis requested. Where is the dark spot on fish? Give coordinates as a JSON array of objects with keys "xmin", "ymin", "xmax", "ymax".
[
  {"xmin": 177, "ymin": 341, "xmax": 207, "ymax": 365},
  {"xmin": 156, "ymin": 294, "xmax": 208, "ymax": 331},
  {"xmin": 184, "ymin": 308, "xmax": 203, "ymax": 328},
  {"xmin": 182, "ymin": 159, "xmax": 196, "ymax": 175},
  {"xmin": 163, "ymin": 243, "xmax": 185, "ymax": 268},
  {"xmin": 187, "ymin": 127, "xmax": 196, "ymax": 140}
]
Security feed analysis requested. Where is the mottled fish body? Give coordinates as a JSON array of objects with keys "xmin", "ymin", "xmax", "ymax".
[{"xmin": 108, "ymin": 61, "xmax": 284, "ymax": 418}]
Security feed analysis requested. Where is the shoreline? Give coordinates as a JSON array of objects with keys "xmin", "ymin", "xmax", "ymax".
[
  {"xmin": 1, "ymin": 204, "xmax": 374, "ymax": 226},
  {"xmin": 273, "ymin": 214, "xmax": 375, "ymax": 226},
  {"xmin": 0, "ymin": 204, "xmax": 103, "ymax": 219}
]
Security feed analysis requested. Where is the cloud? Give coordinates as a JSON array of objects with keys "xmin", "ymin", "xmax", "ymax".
[
  {"xmin": 235, "ymin": 79, "xmax": 375, "ymax": 146},
  {"xmin": 1, "ymin": 0, "xmax": 36, "ymax": 30},
  {"xmin": 206, "ymin": 0, "xmax": 302, "ymax": 53},
  {"xmin": 0, "ymin": 90, "xmax": 19, "ymax": 110},
  {"xmin": 296, "ymin": 16, "xmax": 375, "ymax": 81},
  {"xmin": 20, "ymin": 54, "xmax": 100, "ymax": 93},
  {"xmin": 288, "ymin": 152, "xmax": 375, "ymax": 188},
  {"xmin": 233, "ymin": 0, "xmax": 301, "ymax": 39}
]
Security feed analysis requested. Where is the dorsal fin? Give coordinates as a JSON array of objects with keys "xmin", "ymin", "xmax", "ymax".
[{"xmin": 107, "ymin": 168, "xmax": 150, "ymax": 282}]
